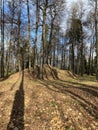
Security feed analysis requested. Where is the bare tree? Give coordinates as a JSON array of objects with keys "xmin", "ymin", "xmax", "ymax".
[
  {"xmin": 95, "ymin": 0, "xmax": 98, "ymax": 80},
  {"xmin": 0, "ymin": 0, "xmax": 4, "ymax": 77},
  {"xmin": 27, "ymin": 0, "xmax": 31, "ymax": 70}
]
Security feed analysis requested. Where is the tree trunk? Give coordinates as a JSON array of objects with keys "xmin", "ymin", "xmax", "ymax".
[
  {"xmin": 46, "ymin": 18, "xmax": 54, "ymax": 64},
  {"xmin": 61, "ymin": 45, "xmax": 64, "ymax": 69},
  {"xmin": 17, "ymin": 0, "xmax": 21, "ymax": 72},
  {"xmin": 77, "ymin": 44, "xmax": 80, "ymax": 74},
  {"xmin": 95, "ymin": 0, "xmax": 98, "ymax": 80},
  {"xmin": 53, "ymin": 42, "xmax": 56, "ymax": 67},
  {"xmin": 6, "ymin": 0, "xmax": 14, "ymax": 76},
  {"xmin": 40, "ymin": 5, "xmax": 47, "ymax": 79},
  {"xmin": 34, "ymin": 0, "xmax": 39, "ymax": 69},
  {"xmin": 71, "ymin": 41, "xmax": 75, "ymax": 74},
  {"xmin": 1, "ymin": 0, "xmax": 4, "ymax": 78},
  {"xmin": 27, "ymin": 0, "xmax": 31, "ymax": 70},
  {"xmin": 80, "ymin": 42, "xmax": 84, "ymax": 76}
]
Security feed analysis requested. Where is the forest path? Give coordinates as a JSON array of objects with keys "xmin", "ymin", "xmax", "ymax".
[{"xmin": 0, "ymin": 71, "xmax": 98, "ymax": 130}]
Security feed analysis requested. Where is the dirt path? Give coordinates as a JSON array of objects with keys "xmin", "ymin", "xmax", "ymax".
[{"xmin": 0, "ymin": 71, "xmax": 98, "ymax": 130}]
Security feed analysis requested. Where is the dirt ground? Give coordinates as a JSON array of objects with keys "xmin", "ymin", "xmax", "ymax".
[{"xmin": 0, "ymin": 69, "xmax": 98, "ymax": 130}]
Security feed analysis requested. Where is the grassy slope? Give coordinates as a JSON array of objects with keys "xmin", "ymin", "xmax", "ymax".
[{"xmin": 0, "ymin": 67, "xmax": 98, "ymax": 130}]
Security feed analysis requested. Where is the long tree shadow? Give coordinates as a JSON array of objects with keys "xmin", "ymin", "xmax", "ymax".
[
  {"xmin": 53, "ymin": 80, "xmax": 98, "ymax": 98},
  {"xmin": 0, "ymin": 74, "xmax": 21, "ymax": 97},
  {"xmin": 60, "ymin": 79, "xmax": 98, "ymax": 91},
  {"xmin": 40, "ymin": 80, "xmax": 98, "ymax": 120},
  {"xmin": 0, "ymin": 74, "xmax": 13, "ymax": 81},
  {"xmin": 7, "ymin": 71, "xmax": 24, "ymax": 130}
]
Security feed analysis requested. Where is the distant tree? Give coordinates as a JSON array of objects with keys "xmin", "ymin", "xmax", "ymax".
[{"xmin": 69, "ymin": 18, "xmax": 83, "ymax": 75}]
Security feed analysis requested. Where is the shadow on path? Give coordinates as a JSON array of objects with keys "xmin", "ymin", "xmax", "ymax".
[{"xmin": 7, "ymin": 71, "xmax": 24, "ymax": 130}]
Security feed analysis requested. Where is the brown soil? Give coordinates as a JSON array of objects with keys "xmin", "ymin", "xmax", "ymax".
[{"xmin": 0, "ymin": 68, "xmax": 98, "ymax": 130}]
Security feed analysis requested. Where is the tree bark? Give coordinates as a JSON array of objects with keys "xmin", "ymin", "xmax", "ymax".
[
  {"xmin": 17, "ymin": 0, "xmax": 21, "ymax": 72},
  {"xmin": 34, "ymin": 0, "xmax": 39, "ymax": 69},
  {"xmin": 1, "ymin": 0, "xmax": 4, "ymax": 78},
  {"xmin": 27, "ymin": 0, "xmax": 31, "ymax": 70},
  {"xmin": 40, "ymin": 1, "xmax": 47, "ymax": 79},
  {"xmin": 95, "ymin": 0, "xmax": 98, "ymax": 80},
  {"xmin": 6, "ymin": 0, "xmax": 14, "ymax": 76}
]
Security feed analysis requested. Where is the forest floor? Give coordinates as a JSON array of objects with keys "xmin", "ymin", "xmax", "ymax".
[{"xmin": 0, "ymin": 66, "xmax": 98, "ymax": 130}]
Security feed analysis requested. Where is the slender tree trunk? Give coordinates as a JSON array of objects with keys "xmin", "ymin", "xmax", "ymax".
[
  {"xmin": 6, "ymin": 0, "xmax": 14, "ymax": 76},
  {"xmin": 27, "ymin": 0, "xmax": 31, "ymax": 70},
  {"xmin": 61, "ymin": 45, "xmax": 63, "ymax": 69},
  {"xmin": 42, "ymin": 11, "xmax": 46, "ymax": 64},
  {"xmin": 0, "ymin": 0, "xmax": 1, "ymax": 76},
  {"xmin": 18, "ymin": 0, "xmax": 21, "ymax": 72},
  {"xmin": 40, "ymin": 5, "xmax": 47, "ymax": 79},
  {"xmin": 56, "ymin": 44, "xmax": 58, "ymax": 68},
  {"xmin": 34, "ymin": 0, "xmax": 39, "ymax": 69},
  {"xmin": 6, "ymin": 39, "xmax": 9, "ymax": 76},
  {"xmin": 53, "ymin": 42, "xmax": 56, "ymax": 67},
  {"xmin": 63, "ymin": 44, "xmax": 66, "ymax": 69},
  {"xmin": 91, "ymin": 50, "xmax": 94, "ymax": 75},
  {"xmin": 95, "ymin": 0, "xmax": 98, "ymax": 80},
  {"xmin": 1, "ymin": 0, "xmax": 4, "ymax": 78},
  {"xmin": 71, "ymin": 41, "xmax": 75, "ymax": 74},
  {"xmin": 91, "ymin": 37, "xmax": 95, "ymax": 75},
  {"xmin": 18, "ymin": 26, "xmax": 21, "ymax": 72},
  {"xmin": 88, "ymin": 42, "xmax": 93, "ymax": 75},
  {"xmin": 77, "ymin": 44, "xmax": 80, "ymax": 74},
  {"xmin": 46, "ymin": 18, "xmax": 54, "ymax": 64},
  {"xmin": 80, "ymin": 42, "xmax": 84, "ymax": 76},
  {"xmin": 69, "ymin": 46, "xmax": 72, "ymax": 71}
]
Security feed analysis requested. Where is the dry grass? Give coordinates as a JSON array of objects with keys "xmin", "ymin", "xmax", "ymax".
[{"xmin": 0, "ymin": 68, "xmax": 98, "ymax": 130}]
